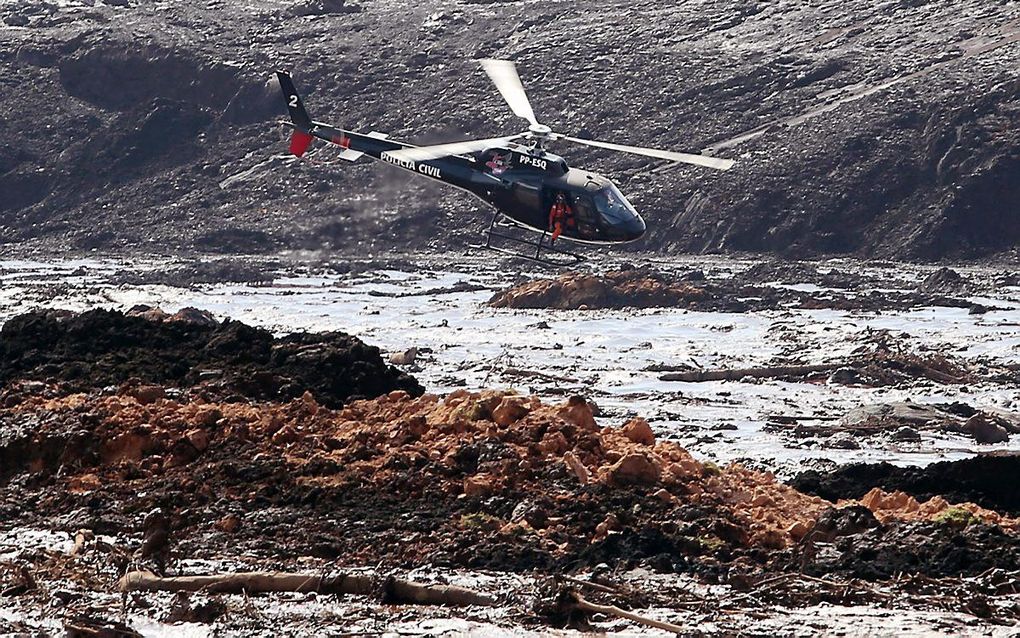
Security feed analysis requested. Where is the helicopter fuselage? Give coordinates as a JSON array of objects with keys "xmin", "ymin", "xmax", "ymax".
[{"xmin": 302, "ymin": 123, "xmax": 646, "ymax": 245}]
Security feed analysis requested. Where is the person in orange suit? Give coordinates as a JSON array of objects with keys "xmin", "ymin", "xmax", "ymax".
[{"xmin": 549, "ymin": 193, "xmax": 574, "ymax": 243}]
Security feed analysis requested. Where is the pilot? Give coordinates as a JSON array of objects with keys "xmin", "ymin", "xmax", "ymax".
[{"xmin": 549, "ymin": 193, "xmax": 574, "ymax": 243}]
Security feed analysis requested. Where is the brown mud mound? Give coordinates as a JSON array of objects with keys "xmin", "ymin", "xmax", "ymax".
[
  {"xmin": 0, "ymin": 309, "xmax": 421, "ymax": 408},
  {"xmin": 0, "ymin": 389, "xmax": 827, "ymax": 572},
  {"xmin": 488, "ymin": 266, "xmax": 981, "ymax": 312},
  {"xmin": 2, "ymin": 387, "xmax": 1017, "ymax": 579},
  {"xmin": 790, "ymin": 455, "xmax": 1020, "ymax": 516}
]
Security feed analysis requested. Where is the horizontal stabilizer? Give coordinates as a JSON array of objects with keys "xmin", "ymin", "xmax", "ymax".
[{"xmin": 337, "ymin": 148, "xmax": 364, "ymax": 162}]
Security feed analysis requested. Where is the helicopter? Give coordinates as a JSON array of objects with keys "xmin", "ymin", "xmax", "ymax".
[{"xmin": 276, "ymin": 60, "xmax": 734, "ymax": 265}]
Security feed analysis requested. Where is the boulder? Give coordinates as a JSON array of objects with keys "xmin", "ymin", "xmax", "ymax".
[
  {"xmin": 492, "ymin": 395, "xmax": 530, "ymax": 426},
  {"xmin": 388, "ymin": 347, "xmax": 418, "ymax": 366},
  {"xmin": 917, "ymin": 267, "xmax": 971, "ymax": 294},
  {"xmin": 602, "ymin": 453, "xmax": 661, "ymax": 487},
  {"xmin": 185, "ymin": 428, "xmax": 210, "ymax": 452},
  {"xmin": 557, "ymin": 396, "xmax": 597, "ymax": 430},
  {"xmin": 621, "ymin": 417, "xmax": 655, "ymax": 445},
  {"xmin": 964, "ymin": 414, "xmax": 1009, "ymax": 444},
  {"xmin": 463, "ymin": 474, "xmax": 494, "ymax": 497},
  {"xmin": 130, "ymin": 385, "xmax": 166, "ymax": 405}
]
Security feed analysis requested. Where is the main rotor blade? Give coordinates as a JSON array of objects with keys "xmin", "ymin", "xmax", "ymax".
[
  {"xmin": 558, "ymin": 135, "xmax": 735, "ymax": 171},
  {"xmin": 478, "ymin": 59, "xmax": 539, "ymax": 127},
  {"xmin": 382, "ymin": 137, "xmax": 516, "ymax": 163}
]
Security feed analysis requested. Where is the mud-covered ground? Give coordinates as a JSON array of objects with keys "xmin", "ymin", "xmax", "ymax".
[
  {"xmin": 1, "ymin": 0, "xmax": 1018, "ymax": 260},
  {"xmin": 2, "ymin": 255, "xmax": 1020, "ymax": 635}
]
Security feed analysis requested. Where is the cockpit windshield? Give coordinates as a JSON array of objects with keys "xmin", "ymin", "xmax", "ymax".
[{"xmin": 594, "ymin": 184, "xmax": 635, "ymax": 222}]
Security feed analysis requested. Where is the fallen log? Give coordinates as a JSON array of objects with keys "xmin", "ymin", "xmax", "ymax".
[
  {"xmin": 569, "ymin": 591, "xmax": 689, "ymax": 635},
  {"xmin": 384, "ymin": 576, "xmax": 496, "ymax": 606},
  {"xmin": 659, "ymin": 363, "xmax": 840, "ymax": 383},
  {"xmin": 118, "ymin": 571, "xmax": 495, "ymax": 607}
]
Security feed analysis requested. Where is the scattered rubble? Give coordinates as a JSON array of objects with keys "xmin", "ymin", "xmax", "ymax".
[{"xmin": 769, "ymin": 402, "xmax": 1020, "ymax": 447}]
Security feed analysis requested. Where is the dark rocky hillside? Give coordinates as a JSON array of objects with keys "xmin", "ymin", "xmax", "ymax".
[{"xmin": 0, "ymin": 0, "xmax": 1017, "ymax": 259}]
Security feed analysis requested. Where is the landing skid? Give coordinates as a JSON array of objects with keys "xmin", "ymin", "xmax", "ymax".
[{"xmin": 468, "ymin": 210, "xmax": 586, "ymax": 268}]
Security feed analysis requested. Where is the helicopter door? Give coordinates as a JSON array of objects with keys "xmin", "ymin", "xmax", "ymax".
[
  {"xmin": 570, "ymin": 193, "xmax": 599, "ymax": 240},
  {"xmin": 513, "ymin": 182, "xmax": 543, "ymax": 228}
]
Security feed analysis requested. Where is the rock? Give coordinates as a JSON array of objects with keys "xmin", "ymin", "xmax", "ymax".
[
  {"xmin": 786, "ymin": 520, "xmax": 809, "ymax": 541},
  {"xmin": 860, "ymin": 488, "xmax": 916, "ymax": 513},
  {"xmin": 828, "ymin": 366, "xmax": 865, "ymax": 385},
  {"xmin": 185, "ymin": 428, "xmax": 210, "ymax": 452},
  {"xmin": 826, "ymin": 433, "xmax": 861, "ymax": 450},
  {"xmin": 131, "ymin": 385, "xmax": 166, "ymax": 405},
  {"xmin": 963, "ymin": 414, "xmax": 1009, "ymax": 444},
  {"xmin": 917, "ymin": 267, "xmax": 971, "ymax": 294},
  {"xmin": 511, "ymin": 501, "xmax": 548, "ymax": 529},
  {"xmin": 592, "ymin": 513, "xmax": 620, "ymax": 542},
  {"xmin": 802, "ymin": 505, "xmax": 879, "ymax": 544},
  {"xmin": 891, "ymin": 426, "xmax": 921, "ymax": 442},
  {"xmin": 463, "ymin": 474, "xmax": 494, "ymax": 497},
  {"xmin": 170, "ymin": 307, "xmax": 218, "ymax": 326},
  {"xmin": 621, "ymin": 417, "xmax": 655, "ymax": 445},
  {"xmin": 271, "ymin": 425, "xmax": 302, "ymax": 445},
  {"xmin": 192, "ymin": 406, "xmax": 221, "ymax": 427},
  {"xmin": 69, "ymin": 473, "xmax": 102, "ymax": 493},
  {"xmin": 301, "ymin": 390, "xmax": 319, "ymax": 416},
  {"xmin": 492, "ymin": 395, "xmax": 530, "ymax": 426},
  {"xmin": 563, "ymin": 451, "xmax": 589, "ymax": 484},
  {"xmin": 139, "ymin": 508, "xmax": 170, "ymax": 559},
  {"xmin": 842, "ymin": 402, "xmax": 944, "ymax": 428},
  {"xmin": 602, "ymin": 453, "xmax": 661, "ymax": 487},
  {"xmin": 3, "ymin": 13, "xmax": 30, "ymax": 26},
  {"xmin": 388, "ymin": 347, "xmax": 418, "ymax": 366},
  {"xmin": 557, "ymin": 396, "xmax": 597, "ymax": 430},
  {"xmin": 215, "ymin": 514, "xmax": 241, "ymax": 533},
  {"xmin": 653, "ymin": 488, "xmax": 676, "ymax": 503},
  {"xmin": 538, "ymin": 431, "xmax": 569, "ymax": 455},
  {"xmin": 287, "ymin": 0, "xmax": 360, "ymax": 16}
]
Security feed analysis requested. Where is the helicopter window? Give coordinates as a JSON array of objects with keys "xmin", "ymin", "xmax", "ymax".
[
  {"xmin": 594, "ymin": 184, "xmax": 634, "ymax": 223},
  {"xmin": 571, "ymin": 193, "xmax": 598, "ymax": 224}
]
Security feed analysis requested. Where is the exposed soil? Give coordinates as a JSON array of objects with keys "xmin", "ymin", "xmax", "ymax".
[
  {"xmin": 1, "ymin": 0, "xmax": 1018, "ymax": 260},
  {"xmin": 0, "ymin": 308, "xmax": 422, "ymax": 408},
  {"xmin": 3, "ymin": 382, "xmax": 1018, "ymax": 580}
]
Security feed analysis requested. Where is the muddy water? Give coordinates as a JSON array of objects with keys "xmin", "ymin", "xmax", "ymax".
[{"xmin": 2, "ymin": 255, "xmax": 1019, "ymax": 476}]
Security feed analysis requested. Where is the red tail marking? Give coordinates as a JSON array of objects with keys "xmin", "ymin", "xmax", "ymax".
[
  {"xmin": 289, "ymin": 130, "xmax": 314, "ymax": 157},
  {"xmin": 331, "ymin": 134, "xmax": 351, "ymax": 148}
]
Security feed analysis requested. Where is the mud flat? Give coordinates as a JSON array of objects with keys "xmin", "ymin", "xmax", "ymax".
[{"xmin": 2, "ymin": 297, "xmax": 1020, "ymax": 635}]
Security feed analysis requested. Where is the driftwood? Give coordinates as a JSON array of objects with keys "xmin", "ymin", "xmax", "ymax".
[
  {"xmin": 569, "ymin": 591, "xmax": 689, "ymax": 635},
  {"xmin": 502, "ymin": 367, "xmax": 579, "ymax": 384},
  {"xmin": 118, "ymin": 571, "xmax": 496, "ymax": 607},
  {"xmin": 659, "ymin": 363, "xmax": 839, "ymax": 382}
]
